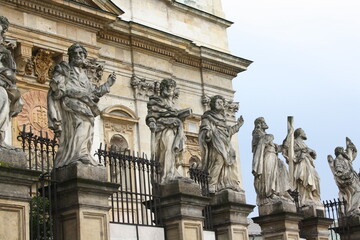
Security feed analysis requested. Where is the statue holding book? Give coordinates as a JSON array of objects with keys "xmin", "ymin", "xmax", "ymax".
[{"xmin": 146, "ymin": 78, "xmax": 192, "ymax": 184}]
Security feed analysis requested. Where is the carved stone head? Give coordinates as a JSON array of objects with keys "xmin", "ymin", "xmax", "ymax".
[
  {"xmin": 254, "ymin": 117, "xmax": 268, "ymax": 130},
  {"xmin": 294, "ymin": 128, "xmax": 307, "ymax": 140},
  {"xmin": 209, "ymin": 95, "xmax": 225, "ymax": 112},
  {"xmin": 160, "ymin": 78, "xmax": 176, "ymax": 99},
  {"xmin": 68, "ymin": 42, "xmax": 87, "ymax": 67}
]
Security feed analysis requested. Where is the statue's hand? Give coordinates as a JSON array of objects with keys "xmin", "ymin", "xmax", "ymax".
[
  {"xmin": 237, "ymin": 115, "xmax": 244, "ymax": 127},
  {"xmin": 107, "ymin": 72, "xmax": 116, "ymax": 86}
]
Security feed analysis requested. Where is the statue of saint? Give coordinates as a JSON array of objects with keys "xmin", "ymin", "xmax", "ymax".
[
  {"xmin": 252, "ymin": 117, "xmax": 292, "ymax": 205},
  {"xmin": 146, "ymin": 78, "xmax": 191, "ymax": 184},
  {"xmin": 198, "ymin": 95, "xmax": 243, "ymax": 193},
  {"xmin": 0, "ymin": 17, "xmax": 23, "ymax": 148},
  {"xmin": 290, "ymin": 128, "xmax": 321, "ymax": 206},
  {"xmin": 328, "ymin": 138, "xmax": 360, "ymax": 216},
  {"xmin": 48, "ymin": 43, "xmax": 116, "ymax": 168}
]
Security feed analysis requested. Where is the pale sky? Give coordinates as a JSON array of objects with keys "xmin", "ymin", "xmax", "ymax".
[{"xmin": 222, "ymin": 0, "xmax": 360, "ymax": 212}]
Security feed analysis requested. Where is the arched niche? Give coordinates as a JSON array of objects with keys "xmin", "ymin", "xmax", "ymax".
[{"xmin": 101, "ymin": 105, "xmax": 139, "ymax": 151}]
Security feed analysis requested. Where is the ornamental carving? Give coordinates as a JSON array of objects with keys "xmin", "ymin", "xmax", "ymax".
[
  {"xmin": 131, "ymin": 75, "xmax": 160, "ymax": 100},
  {"xmin": 33, "ymin": 49, "xmax": 54, "ymax": 84},
  {"xmin": 202, "ymin": 94, "xmax": 239, "ymax": 118},
  {"xmin": 17, "ymin": 90, "xmax": 54, "ymax": 139},
  {"xmin": 85, "ymin": 58, "xmax": 104, "ymax": 84}
]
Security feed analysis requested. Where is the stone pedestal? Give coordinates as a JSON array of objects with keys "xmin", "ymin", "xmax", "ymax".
[
  {"xmin": 210, "ymin": 190, "xmax": 255, "ymax": 240},
  {"xmin": 339, "ymin": 216, "xmax": 360, "ymax": 240},
  {"xmin": 300, "ymin": 217, "xmax": 334, "ymax": 240},
  {"xmin": 253, "ymin": 201, "xmax": 303, "ymax": 240},
  {"xmin": 54, "ymin": 163, "xmax": 119, "ymax": 240},
  {"xmin": 158, "ymin": 180, "xmax": 210, "ymax": 240},
  {"xmin": 0, "ymin": 163, "xmax": 40, "ymax": 240}
]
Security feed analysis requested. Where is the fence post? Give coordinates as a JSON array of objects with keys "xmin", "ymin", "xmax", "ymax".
[
  {"xmin": 53, "ymin": 163, "xmax": 119, "ymax": 240},
  {"xmin": 0, "ymin": 151, "xmax": 40, "ymax": 240}
]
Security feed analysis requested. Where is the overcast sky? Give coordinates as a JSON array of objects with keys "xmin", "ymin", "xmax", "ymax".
[{"xmin": 222, "ymin": 0, "xmax": 360, "ymax": 213}]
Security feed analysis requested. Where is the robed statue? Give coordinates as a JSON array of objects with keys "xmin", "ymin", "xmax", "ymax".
[
  {"xmin": 252, "ymin": 117, "xmax": 292, "ymax": 205},
  {"xmin": 48, "ymin": 43, "xmax": 116, "ymax": 168},
  {"xmin": 146, "ymin": 78, "xmax": 192, "ymax": 184},
  {"xmin": 0, "ymin": 16, "xmax": 23, "ymax": 149},
  {"xmin": 198, "ymin": 95, "xmax": 243, "ymax": 193},
  {"xmin": 328, "ymin": 138, "xmax": 360, "ymax": 217},
  {"xmin": 283, "ymin": 119, "xmax": 321, "ymax": 207}
]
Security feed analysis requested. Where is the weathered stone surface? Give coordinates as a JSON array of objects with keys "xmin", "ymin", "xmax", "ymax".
[
  {"xmin": 0, "ymin": 165, "xmax": 40, "ymax": 240},
  {"xmin": 258, "ymin": 201, "xmax": 297, "ymax": 216},
  {"xmin": 300, "ymin": 217, "xmax": 333, "ymax": 240},
  {"xmin": 54, "ymin": 163, "xmax": 119, "ymax": 240},
  {"xmin": 158, "ymin": 180, "xmax": 209, "ymax": 240},
  {"xmin": 0, "ymin": 147, "xmax": 26, "ymax": 168},
  {"xmin": 253, "ymin": 212, "xmax": 303, "ymax": 240}
]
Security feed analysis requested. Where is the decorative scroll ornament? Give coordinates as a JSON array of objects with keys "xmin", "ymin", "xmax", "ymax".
[
  {"xmin": 202, "ymin": 94, "xmax": 239, "ymax": 118},
  {"xmin": 33, "ymin": 49, "xmax": 54, "ymax": 84},
  {"xmin": 131, "ymin": 75, "xmax": 160, "ymax": 100},
  {"xmin": 85, "ymin": 58, "xmax": 104, "ymax": 84}
]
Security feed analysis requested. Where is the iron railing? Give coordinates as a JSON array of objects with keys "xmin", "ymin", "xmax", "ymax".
[
  {"xmin": 188, "ymin": 167, "xmax": 213, "ymax": 231},
  {"xmin": 18, "ymin": 126, "xmax": 58, "ymax": 240},
  {"xmin": 96, "ymin": 144, "xmax": 162, "ymax": 226},
  {"xmin": 323, "ymin": 198, "xmax": 350, "ymax": 240}
]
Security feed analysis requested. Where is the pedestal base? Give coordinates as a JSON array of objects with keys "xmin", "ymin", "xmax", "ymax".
[
  {"xmin": 211, "ymin": 190, "xmax": 255, "ymax": 240},
  {"xmin": 0, "ymin": 165, "xmax": 40, "ymax": 240},
  {"xmin": 300, "ymin": 217, "xmax": 333, "ymax": 240},
  {"xmin": 54, "ymin": 163, "xmax": 119, "ymax": 240},
  {"xmin": 159, "ymin": 180, "xmax": 209, "ymax": 240},
  {"xmin": 254, "ymin": 201, "xmax": 302, "ymax": 240}
]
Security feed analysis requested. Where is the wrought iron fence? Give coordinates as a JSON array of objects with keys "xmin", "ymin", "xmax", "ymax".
[
  {"xmin": 323, "ymin": 198, "xmax": 350, "ymax": 240},
  {"xmin": 96, "ymin": 144, "xmax": 162, "ymax": 226},
  {"xmin": 18, "ymin": 126, "xmax": 58, "ymax": 240},
  {"xmin": 188, "ymin": 167, "xmax": 213, "ymax": 231}
]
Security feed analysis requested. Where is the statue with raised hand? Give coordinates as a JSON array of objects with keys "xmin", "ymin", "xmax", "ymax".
[
  {"xmin": 252, "ymin": 117, "xmax": 292, "ymax": 205},
  {"xmin": 47, "ymin": 42, "xmax": 116, "ymax": 168},
  {"xmin": 328, "ymin": 138, "xmax": 360, "ymax": 217},
  {"xmin": 198, "ymin": 95, "xmax": 243, "ymax": 193},
  {"xmin": 146, "ymin": 78, "xmax": 192, "ymax": 184}
]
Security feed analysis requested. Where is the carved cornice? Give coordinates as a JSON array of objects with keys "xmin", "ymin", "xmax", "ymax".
[
  {"xmin": 163, "ymin": 0, "xmax": 233, "ymax": 27},
  {"xmin": 99, "ymin": 23, "xmax": 250, "ymax": 76},
  {"xmin": 2, "ymin": 0, "xmax": 118, "ymax": 30}
]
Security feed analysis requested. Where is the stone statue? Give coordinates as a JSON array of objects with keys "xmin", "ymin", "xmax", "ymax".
[
  {"xmin": 0, "ymin": 17, "xmax": 23, "ymax": 149},
  {"xmin": 328, "ymin": 138, "xmax": 360, "ymax": 216},
  {"xmin": 146, "ymin": 78, "xmax": 192, "ymax": 184},
  {"xmin": 289, "ymin": 128, "xmax": 321, "ymax": 206},
  {"xmin": 47, "ymin": 43, "xmax": 116, "ymax": 168},
  {"xmin": 252, "ymin": 117, "xmax": 292, "ymax": 205},
  {"xmin": 198, "ymin": 95, "xmax": 243, "ymax": 193}
]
